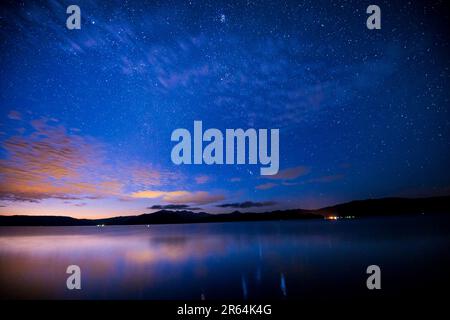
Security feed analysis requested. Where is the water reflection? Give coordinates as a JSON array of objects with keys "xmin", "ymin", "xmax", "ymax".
[
  {"xmin": 280, "ymin": 273, "xmax": 287, "ymax": 297},
  {"xmin": 241, "ymin": 275, "xmax": 248, "ymax": 299},
  {"xmin": 0, "ymin": 216, "xmax": 449, "ymax": 300}
]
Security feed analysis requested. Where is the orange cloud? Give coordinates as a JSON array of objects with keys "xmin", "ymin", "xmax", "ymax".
[
  {"xmin": 130, "ymin": 190, "xmax": 224, "ymax": 205},
  {"xmin": 0, "ymin": 118, "xmax": 122, "ymax": 202},
  {"xmin": 131, "ymin": 190, "xmax": 187, "ymax": 199},
  {"xmin": 0, "ymin": 117, "xmax": 222, "ymax": 210}
]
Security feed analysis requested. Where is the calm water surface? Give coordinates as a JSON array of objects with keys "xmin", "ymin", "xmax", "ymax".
[{"xmin": 0, "ymin": 215, "xmax": 449, "ymax": 300}]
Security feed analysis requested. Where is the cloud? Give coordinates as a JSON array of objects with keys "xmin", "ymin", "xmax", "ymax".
[
  {"xmin": 195, "ymin": 175, "xmax": 212, "ymax": 184},
  {"xmin": 264, "ymin": 166, "xmax": 310, "ymax": 180},
  {"xmin": 73, "ymin": 202, "xmax": 87, "ymax": 207},
  {"xmin": 130, "ymin": 190, "xmax": 185, "ymax": 199},
  {"xmin": 255, "ymin": 183, "xmax": 277, "ymax": 190},
  {"xmin": 7, "ymin": 110, "xmax": 22, "ymax": 120},
  {"xmin": 148, "ymin": 204, "xmax": 202, "ymax": 211},
  {"xmin": 0, "ymin": 118, "xmax": 122, "ymax": 202},
  {"xmin": 0, "ymin": 118, "xmax": 187, "ymax": 204},
  {"xmin": 308, "ymin": 174, "xmax": 344, "ymax": 183},
  {"xmin": 281, "ymin": 181, "xmax": 299, "ymax": 186},
  {"xmin": 130, "ymin": 190, "xmax": 224, "ymax": 205},
  {"xmin": 255, "ymin": 166, "xmax": 309, "ymax": 190},
  {"xmin": 129, "ymin": 165, "xmax": 180, "ymax": 188},
  {"xmin": 158, "ymin": 64, "xmax": 209, "ymax": 89},
  {"xmin": 2, "ymin": 1, "xmax": 398, "ymax": 132},
  {"xmin": 216, "ymin": 201, "xmax": 276, "ymax": 209}
]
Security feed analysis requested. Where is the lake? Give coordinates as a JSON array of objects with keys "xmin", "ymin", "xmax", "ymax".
[{"xmin": 0, "ymin": 215, "xmax": 449, "ymax": 300}]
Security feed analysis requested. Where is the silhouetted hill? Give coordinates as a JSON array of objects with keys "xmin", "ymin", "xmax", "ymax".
[
  {"xmin": 0, "ymin": 215, "xmax": 94, "ymax": 226},
  {"xmin": 0, "ymin": 208, "xmax": 319, "ymax": 226},
  {"xmin": 0, "ymin": 195, "xmax": 449, "ymax": 226},
  {"xmin": 91, "ymin": 209, "xmax": 319, "ymax": 225},
  {"xmin": 317, "ymin": 196, "xmax": 450, "ymax": 217},
  {"xmin": 96, "ymin": 210, "xmax": 213, "ymax": 225}
]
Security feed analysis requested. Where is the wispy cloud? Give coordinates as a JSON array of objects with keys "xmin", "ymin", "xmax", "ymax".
[
  {"xmin": 0, "ymin": 117, "xmax": 181, "ymax": 204},
  {"xmin": 148, "ymin": 204, "xmax": 202, "ymax": 211},
  {"xmin": 158, "ymin": 64, "xmax": 209, "ymax": 89},
  {"xmin": 255, "ymin": 183, "xmax": 277, "ymax": 190},
  {"xmin": 130, "ymin": 190, "xmax": 224, "ymax": 205},
  {"xmin": 264, "ymin": 166, "xmax": 310, "ymax": 180},
  {"xmin": 217, "ymin": 201, "xmax": 276, "ymax": 209},
  {"xmin": 307, "ymin": 174, "xmax": 344, "ymax": 183},
  {"xmin": 7, "ymin": 110, "xmax": 22, "ymax": 120},
  {"xmin": 195, "ymin": 175, "xmax": 211, "ymax": 184},
  {"xmin": 73, "ymin": 202, "xmax": 87, "ymax": 207},
  {"xmin": 128, "ymin": 165, "xmax": 180, "ymax": 188},
  {"xmin": 0, "ymin": 117, "xmax": 120, "ymax": 202}
]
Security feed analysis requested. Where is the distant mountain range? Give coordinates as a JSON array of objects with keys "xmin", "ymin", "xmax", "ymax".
[{"xmin": 1, "ymin": 196, "xmax": 449, "ymax": 226}]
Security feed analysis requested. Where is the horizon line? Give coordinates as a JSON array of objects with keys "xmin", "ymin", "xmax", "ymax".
[{"xmin": 1, "ymin": 194, "xmax": 449, "ymax": 221}]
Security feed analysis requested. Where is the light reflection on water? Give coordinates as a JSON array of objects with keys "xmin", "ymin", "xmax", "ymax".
[{"xmin": 0, "ymin": 216, "xmax": 449, "ymax": 300}]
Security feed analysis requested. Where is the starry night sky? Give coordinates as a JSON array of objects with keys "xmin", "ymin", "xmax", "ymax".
[{"xmin": 0, "ymin": 0, "xmax": 449, "ymax": 218}]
